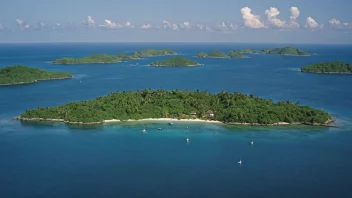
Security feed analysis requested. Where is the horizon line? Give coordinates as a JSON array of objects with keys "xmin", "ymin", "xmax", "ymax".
[{"xmin": 0, "ymin": 41, "xmax": 351, "ymax": 45}]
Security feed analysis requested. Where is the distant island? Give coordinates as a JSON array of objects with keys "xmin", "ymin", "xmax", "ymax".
[
  {"xmin": 197, "ymin": 50, "xmax": 248, "ymax": 58},
  {"xmin": 16, "ymin": 89, "xmax": 332, "ymax": 126},
  {"xmin": 0, "ymin": 66, "xmax": 72, "ymax": 86},
  {"xmin": 53, "ymin": 54, "xmax": 121, "ymax": 64},
  {"xmin": 135, "ymin": 49, "xmax": 177, "ymax": 57},
  {"xmin": 116, "ymin": 53, "xmax": 141, "ymax": 60},
  {"xmin": 149, "ymin": 57, "xmax": 200, "ymax": 66},
  {"xmin": 301, "ymin": 62, "xmax": 352, "ymax": 74},
  {"xmin": 234, "ymin": 47, "xmax": 310, "ymax": 56},
  {"xmin": 53, "ymin": 49, "xmax": 177, "ymax": 64}
]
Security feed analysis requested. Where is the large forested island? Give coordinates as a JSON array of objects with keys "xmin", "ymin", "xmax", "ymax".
[
  {"xmin": 149, "ymin": 57, "xmax": 200, "ymax": 66},
  {"xmin": 53, "ymin": 54, "xmax": 121, "ymax": 64},
  {"xmin": 197, "ymin": 50, "xmax": 248, "ymax": 58},
  {"xmin": 0, "ymin": 66, "xmax": 72, "ymax": 86},
  {"xmin": 301, "ymin": 62, "xmax": 352, "ymax": 74},
  {"xmin": 135, "ymin": 49, "xmax": 177, "ymax": 57},
  {"xmin": 17, "ymin": 89, "xmax": 332, "ymax": 126},
  {"xmin": 234, "ymin": 47, "xmax": 310, "ymax": 56}
]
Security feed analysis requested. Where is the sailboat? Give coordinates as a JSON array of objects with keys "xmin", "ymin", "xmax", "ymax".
[
  {"xmin": 238, "ymin": 159, "xmax": 242, "ymax": 165},
  {"xmin": 186, "ymin": 137, "xmax": 190, "ymax": 144}
]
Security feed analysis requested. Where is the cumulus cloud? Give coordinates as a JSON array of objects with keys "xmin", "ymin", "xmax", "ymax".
[
  {"xmin": 16, "ymin": 19, "xmax": 31, "ymax": 31},
  {"xmin": 197, "ymin": 24, "xmax": 213, "ymax": 32},
  {"xmin": 328, "ymin": 18, "xmax": 352, "ymax": 30},
  {"xmin": 104, "ymin": 19, "xmax": 123, "ymax": 29},
  {"xmin": 265, "ymin": 7, "xmax": 286, "ymax": 28},
  {"xmin": 34, "ymin": 22, "xmax": 48, "ymax": 30},
  {"xmin": 179, "ymin": 21, "xmax": 191, "ymax": 29},
  {"xmin": 287, "ymin": 7, "xmax": 301, "ymax": 28},
  {"xmin": 216, "ymin": 22, "xmax": 237, "ymax": 31},
  {"xmin": 83, "ymin": 16, "xmax": 96, "ymax": 28},
  {"xmin": 304, "ymin": 17, "xmax": 323, "ymax": 29},
  {"xmin": 290, "ymin": 7, "xmax": 300, "ymax": 20},
  {"xmin": 240, "ymin": 7, "xmax": 265, "ymax": 28},
  {"xmin": 140, "ymin": 24, "xmax": 153, "ymax": 29},
  {"xmin": 125, "ymin": 21, "xmax": 134, "ymax": 28},
  {"xmin": 88, "ymin": 16, "xmax": 95, "ymax": 24},
  {"xmin": 162, "ymin": 20, "xmax": 179, "ymax": 30}
]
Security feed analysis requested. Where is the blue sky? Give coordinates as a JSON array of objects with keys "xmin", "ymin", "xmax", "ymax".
[{"xmin": 0, "ymin": 0, "xmax": 351, "ymax": 43}]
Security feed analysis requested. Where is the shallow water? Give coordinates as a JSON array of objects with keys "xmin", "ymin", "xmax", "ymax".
[{"xmin": 0, "ymin": 43, "xmax": 352, "ymax": 198}]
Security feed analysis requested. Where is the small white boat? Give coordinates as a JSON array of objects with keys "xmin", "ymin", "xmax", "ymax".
[
  {"xmin": 250, "ymin": 141, "xmax": 254, "ymax": 145},
  {"xmin": 158, "ymin": 128, "xmax": 162, "ymax": 130},
  {"xmin": 142, "ymin": 129, "xmax": 146, "ymax": 133},
  {"xmin": 186, "ymin": 137, "xmax": 190, "ymax": 144},
  {"xmin": 238, "ymin": 160, "xmax": 242, "ymax": 164}
]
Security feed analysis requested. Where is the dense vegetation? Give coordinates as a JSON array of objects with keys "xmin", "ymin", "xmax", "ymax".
[
  {"xmin": 0, "ymin": 66, "xmax": 72, "ymax": 85},
  {"xmin": 236, "ymin": 47, "xmax": 310, "ymax": 56},
  {"xmin": 149, "ymin": 57, "xmax": 199, "ymax": 66},
  {"xmin": 301, "ymin": 62, "xmax": 352, "ymax": 74},
  {"xmin": 135, "ymin": 49, "xmax": 177, "ymax": 57},
  {"xmin": 116, "ymin": 53, "xmax": 141, "ymax": 60},
  {"xmin": 53, "ymin": 54, "xmax": 121, "ymax": 64},
  {"xmin": 228, "ymin": 50, "xmax": 249, "ymax": 58},
  {"xmin": 20, "ymin": 89, "xmax": 331, "ymax": 124},
  {"xmin": 197, "ymin": 50, "xmax": 248, "ymax": 58}
]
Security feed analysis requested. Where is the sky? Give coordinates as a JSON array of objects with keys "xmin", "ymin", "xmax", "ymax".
[{"xmin": 0, "ymin": 0, "xmax": 351, "ymax": 43}]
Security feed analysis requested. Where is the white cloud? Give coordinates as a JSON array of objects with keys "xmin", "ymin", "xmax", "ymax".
[
  {"xmin": 290, "ymin": 7, "xmax": 300, "ymax": 20},
  {"xmin": 104, "ymin": 19, "xmax": 123, "ymax": 29},
  {"xmin": 196, "ymin": 24, "xmax": 213, "ymax": 32},
  {"xmin": 125, "ymin": 21, "xmax": 134, "ymax": 28},
  {"xmin": 180, "ymin": 21, "xmax": 191, "ymax": 29},
  {"xmin": 16, "ymin": 19, "xmax": 31, "ymax": 30},
  {"xmin": 162, "ymin": 20, "xmax": 179, "ymax": 30},
  {"xmin": 304, "ymin": 17, "xmax": 323, "ymax": 29},
  {"xmin": 329, "ymin": 18, "xmax": 341, "ymax": 25},
  {"xmin": 240, "ymin": 7, "xmax": 265, "ymax": 28},
  {"xmin": 265, "ymin": 7, "xmax": 286, "ymax": 28},
  {"xmin": 216, "ymin": 22, "xmax": 237, "ymax": 31},
  {"xmin": 16, "ymin": 19, "xmax": 23, "ymax": 26},
  {"xmin": 140, "ymin": 23, "xmax": 153, "ymax": 30},
  {"xmin": 140, "ymin": 24, "xmax": 153, "ymax": 29},
  {"xmin": 328, "ymin": 18, "xmax": 352, "ymax": 30},
  {"xmin": 88, "ymin": 16, "xmax": 95, "ymax": 24},
  {"xmin": 287, "ymin": 7, "xmax": 301, "ymax": 28}
]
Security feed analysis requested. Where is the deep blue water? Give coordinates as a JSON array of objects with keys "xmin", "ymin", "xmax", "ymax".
[{"xmin": 0, "ymin": 43, "xmax": 352, "ymax": 198}]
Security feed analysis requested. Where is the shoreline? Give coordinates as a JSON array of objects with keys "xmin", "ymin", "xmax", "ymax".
[
  {"xmin": 13, "ymin": 117, "xmax": 335, "ymax": 127},
  {"xmin": 301, "ymin": 71, "xmax": 352, "ymax": 75},
  {"xmin": 0, "ymin": 76, "xmax": 73, "ymax": 86}
]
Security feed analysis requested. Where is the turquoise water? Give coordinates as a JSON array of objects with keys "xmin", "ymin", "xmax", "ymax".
[{"xmin": 0, "ymin": 43, "xmax": 352, "ymax": 198}]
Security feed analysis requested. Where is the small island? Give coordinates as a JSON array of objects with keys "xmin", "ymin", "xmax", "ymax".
[
  {"xmin": 53, "ymin": 54, "xmax": 121, "ymax": 64},
  {"xmin": 235, "ymin": 47, "xmax": 310, "ymax": 56},
  {"xmin": 135, "ymin": 49, "xmax": 177, "ymax": 57},
  {"xmin": 197, "ymin": 50, "xmax": 248, "ymax": 58},
  {"xmin": 116, "ymin": 53, "xmax": 141, "ymax": 60},
  {"xmin": 301, "ymin": 62, "xmax": 352, "ymax": 74},
  {"xmin": 149, "ymin": 57, "xmax": 200, "ymax": 67},
  {"xmin": 16, "ymin": 89, "xmax": 332, "ymax": 126},
  {"xmin": 228, "ymin": 50, "xmax": 249, "ymax": 58},
  {"xmin": 0, "ymin": 66, "xmax": 72, "ymax": 86}
]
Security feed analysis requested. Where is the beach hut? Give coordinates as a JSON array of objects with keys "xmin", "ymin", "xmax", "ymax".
[{"xmin": 206, "ymin": 110, "xmax": 215, "ymax": 117}]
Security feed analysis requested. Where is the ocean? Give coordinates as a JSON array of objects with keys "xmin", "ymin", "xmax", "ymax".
[{"xmin": 0, "ymin": 43, "xmax": 351, "ymax": 198}]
